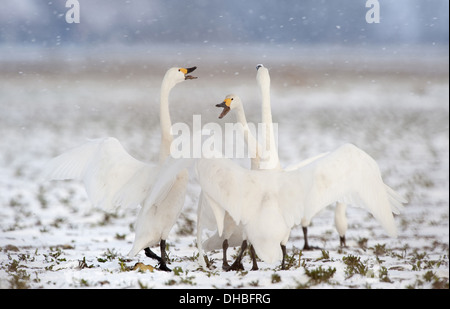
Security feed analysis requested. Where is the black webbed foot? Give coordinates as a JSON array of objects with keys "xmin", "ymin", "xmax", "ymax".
[
  {"xmin": 302, "ymin": 244, "xmax": 322, "ymax": 251},
  {"xmin": 226, "ymin": 260, "xmax": 245, "ymax": 271},
  {"xmin": 158, "ymin": 263, "xmax": 172, "ymax": 272}
]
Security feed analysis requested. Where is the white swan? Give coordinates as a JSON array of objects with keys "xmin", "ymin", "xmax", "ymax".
[
  {"xmin": 196, "ymin": 66, "xmax": 277, "ymax": 271},
  {"xmin": 256, "ymin": 64, "xmax": 355, "ymax": 250},
  {"xmin": 42, "ymin": 66, "xmax": 198, "ymax": 271},
  {"xmin": 198, "ymin": 65, "xmax": 282, "ymax": 271},
  {"xmin": 198, "ymin": 66, "xmax": 346, "ymax": 270},
  {"xmin": 147, "ymin": 142, "xmax": 406, "ymax": 268},
  {"xmin": 196, "ymin": 94, "xmax": 261, "ymax": 271},
  {"xmin": 202, "ymin": 71, "xmax": 406, "ymax": 267}
]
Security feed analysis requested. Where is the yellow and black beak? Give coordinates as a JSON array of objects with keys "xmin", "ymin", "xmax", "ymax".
[
  {"xmin": 216, "ymin": 98, "xmax": 232, "ymax": 119},
  {"xmin": 180, "ymin": 66, "xmax": 198, "ymax": 80}
]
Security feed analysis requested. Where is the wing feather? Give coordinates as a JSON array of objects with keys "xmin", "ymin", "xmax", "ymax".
[
  {"xmin": 42, "ymin": 137, "xmax": 156, "ymax": 211},
  {"xmin": 281, "ymin": 144, "xmax": 404, "ymax": 237},
  {"xmin": 195, "ymin": 158, "xmax": 266, "ymax": 226}
]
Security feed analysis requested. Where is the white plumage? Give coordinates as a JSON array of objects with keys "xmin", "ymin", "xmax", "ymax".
[
  {"xmin": 197, "ymin": 94, "xmax": 262, "ymax": 270},
  {"xmin": 197, "ymin": 65, "xmax": 281, "ymax": 270},
  {"xmin": 147, "ymin": 141, "xmax": 405, "ymax": 267},
  {"xmin": 196, "ymin": 65, "xmax": 406, "ymax": 269},
  {"xmin": 42, "ymin": 66, "xmax": 197, "ymax": 271},
  {"xmin": 194, "ymin": 143, "xmax": 405, "ymax": 264}
]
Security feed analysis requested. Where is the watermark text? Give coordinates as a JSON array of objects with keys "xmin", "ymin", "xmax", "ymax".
[{"xmin": 65, "ymin": 0, "xmax": 80, "ymax": 24}]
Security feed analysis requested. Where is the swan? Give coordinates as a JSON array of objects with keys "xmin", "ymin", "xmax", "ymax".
[
  {"xmin": 196, "ymin": 66, "xmax": 405, "ymax": 268},
  {"xmin": 147, "ymin": 142, "xmax": 406, "ymax": 268},
  {"xmin": 196, "ymin": 94, "xmax": 261, "ymax": 271},
  {"xmin": 42, "ymin": 66, "xmax": 198, "ymax": 271},
  {"xmin": 210, "ymin": 89, "xmax": 406, "ymax": 268},
  {"xmin": 197, "ymin": 66, "xmax": 345, "ymax": 269},
  {"xmin": 198, "ymin": 64, "xmax": 282, "ymax": 270},
  {"xmin": 256, "ymin": 64, "xmax": 355, "ymax": 250}
]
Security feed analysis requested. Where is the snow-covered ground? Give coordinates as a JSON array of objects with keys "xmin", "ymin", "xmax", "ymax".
[{"xmin": 0, "ymin": 45, "xmax": 448, "ymax": 289}]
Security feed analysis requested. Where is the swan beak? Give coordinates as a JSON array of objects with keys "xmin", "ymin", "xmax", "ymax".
[
  {"xmin": 183, "ymin": 66, "xmax": 198, "ymax": 80},
  {"xmin": 216, "ymin": 101, "xmax": 231, "ymax": 119}
]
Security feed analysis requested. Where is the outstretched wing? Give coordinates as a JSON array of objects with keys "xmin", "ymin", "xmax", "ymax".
[
  {"xmin": 195, "ymin": 158, "xmax": 268, "ymax": 226},
  {"xmin": 280, "ymin": 144, "xmax": 406, "ymax": 237},
  {"xmin": 42, "ymin": 137, "xmax": 157, "ymax": 211}
]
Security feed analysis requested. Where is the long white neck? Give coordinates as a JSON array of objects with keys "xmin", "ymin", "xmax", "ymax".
[
  {"xmin": 258, "ymin": 70, "xmax": 281, "ymax": 170},
  {"xmin": 159, "ymin": 77, "xmax": 174, "ymax": 163},
  {"xmin": 234, "ymin": 102, "xmax": 261, "ymax": 170}
]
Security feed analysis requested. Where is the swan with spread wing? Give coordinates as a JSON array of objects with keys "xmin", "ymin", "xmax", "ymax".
[
  {"xmin": 42, "ymin": 66, "xmax": 197, "ymax": 271},
  {"xmin": 198, "ymin": 65, "xmax": 405, "ymax": 270}
]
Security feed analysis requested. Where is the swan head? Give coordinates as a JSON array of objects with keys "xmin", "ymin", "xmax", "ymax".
[
  {"xmin": 216, "ymin": 94, "xmax": 241, "ymax": 119},
  {"xmin": 164, "ymin": 66, "xmax": 197, "ymax": 88},
  {"xmin": 256, "ymin": 64, "xmax": 270, "ymax": 86}
]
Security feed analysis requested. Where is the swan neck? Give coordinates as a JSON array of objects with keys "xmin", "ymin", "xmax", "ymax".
[
  {"xmin": 259, "ymin": 76, "xmax": 280, "ymax": 170},
  {"xmin": 261, "ymin": 85, "xmax": 273, "ymax": 125},
  {"xmin": 159, "ymin": 78, "xmax": 174, "ymax": 163},
  {"xmin": 235, "ymin": 104, "xmax": 261, "ymax": 169},
  {"xmin": 235, "ymin": 104, "xmax": 248, "ymax": 129}
]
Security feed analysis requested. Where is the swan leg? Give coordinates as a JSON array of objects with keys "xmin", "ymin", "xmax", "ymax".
[
  {"xmin": 222, "ymin": 239, "xmax": 231, "ymax": 271},
  {"xmin": 158, "ymin": 239, "xmax": 171, "ymax": 272},
  {"xmin": 226, "ymin": 240, "xmax": 247, "ymax": 271},
  {"xmin": 339, "ymin": 235, "xmax": 347, "ymax": 247},
  {"xmin": 144, "ymin": 247, "xmax": 162, "ymax": 262},
  {"xmin": 302, "ymin": 227, "xmax": 321, "ymax": 251},
  {"xmin": 280, "ymin": 244, "xmax": 287, "ymax": 270},
  {"xmin": 249, "ymin": 244, "xmax": 259, "ymax": 271}
]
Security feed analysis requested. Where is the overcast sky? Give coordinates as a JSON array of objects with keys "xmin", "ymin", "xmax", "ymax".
[{"xmin": 0, "ymin": 0, "xmax": 448, "ymax": 48}]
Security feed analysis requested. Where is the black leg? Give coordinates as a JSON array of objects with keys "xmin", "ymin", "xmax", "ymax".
[
  {"xmin": 222, "ymin": 239, "xmax": 231, "ymax": 271},
  {"xmin": 339, "ymin": 235, "xmax": 347, "ymax": 247},
  {"xmin": 227, "ymin": 240, "xmax": 247, "ymax": 271},
  {"xmin": 302, "ymin": 227, "xmax": 310, "ymax": 250},
  {"xmin": 144, "ymin": 247, "xmax": 162, "ymax": 262},
  {"xmin": 249, "ymin": 244, "xmax": 259, "ymax": 271},
  {"xmin": 280, "ymin": 244, "xmax": 287, "ymax": 270},
  {"xmin": 302, "ymin": 226, "xmax": 321, "ymax": 250},
  {"xmin": 158, "ymin": 239, "xmax": 171, "ymax": 272}
]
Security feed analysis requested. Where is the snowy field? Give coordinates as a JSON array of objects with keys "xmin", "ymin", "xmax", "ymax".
[{"xmin": 0, "ymin": 45, "xmax": 448, "ymax": 290}]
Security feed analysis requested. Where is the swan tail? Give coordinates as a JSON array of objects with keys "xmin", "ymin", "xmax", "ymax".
[{"xmin": 385, "ymin": 184, "xmax": 407, "ymax": 214}]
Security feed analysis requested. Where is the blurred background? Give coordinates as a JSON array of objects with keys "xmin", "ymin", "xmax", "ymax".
[
  {"xmin": 0, "ymin": 0, "xmax": 448, "ymax": 68},
  {"xmin": 0, "ymin": 0, "xmax": 448, "ymax": 47}
]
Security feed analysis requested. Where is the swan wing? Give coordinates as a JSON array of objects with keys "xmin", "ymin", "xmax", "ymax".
[
  {"xmin": 282, "ymin": 144, "xmax": 404, "ymax": 237},
  {"xmin": 42, "ymin": 137, "xmax": 156, "ymax": 211},
  {"xmin": 203, "ymin": 193, "xmax": 226, "ymax": 236},
  {"xmin": 195, "ymin": 158, "xmax": 264, "ymax": 226},
  {"xmin": 283, "ymin": 152, "xmax": 329, "ymax": 171}
]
